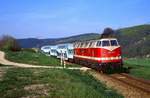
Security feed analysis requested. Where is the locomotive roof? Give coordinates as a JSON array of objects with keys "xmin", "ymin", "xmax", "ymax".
[
  {"xmin": 73, "ymin": 38, "xmax": 119, "ymax": 48},
  {"xmin": 74, "ymin": 38, "xmax": 117, "ymax": 43},
  {"xmin": 100, "ymin": 38, "xmax": 117, "ymax": 41}
]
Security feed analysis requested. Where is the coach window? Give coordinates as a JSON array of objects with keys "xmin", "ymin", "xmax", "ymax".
[
  {"xmin": 68, "ymin": 49, "xmax": 73, "ymax": 54},
  {"xmin": 110, "ymin": 40, "xmax": 118, "ymax": 46},
  {"xmin": 102, "ymin": 40, "xmax": 110, "ymax": 46},
  {"xmin": 96, "ymin": 41, "xmax": 101, "ymax": 46}
]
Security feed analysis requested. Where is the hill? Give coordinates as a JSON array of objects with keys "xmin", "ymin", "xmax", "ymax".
[
  {"xmin": 17, "ymin": 33, "xmax": 100, "ymax": 48},
  {"xmin": 17, "ymin": 24, "xmax": 150, "ymax": 57},
  {"xmin": 116, "ymin": 24, "xmax": 150, "ymax": 57}
]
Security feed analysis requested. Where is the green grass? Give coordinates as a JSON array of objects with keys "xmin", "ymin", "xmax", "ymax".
[
  {"xmin": 5, "ymin": 50, "xmax": 60, "ymax": 66},
  {"xmin": 0, "ymin": 68, "xmax": 123, "ymax": 98},
  {"xmin": 124, "ymin": 58, "xmax": 150, "ymax": 67},
  {"xmin": 124, "ymin": 58, "xmax": 150, "ymax": 80},
  {"xmin": 4, "ymin": 50, "xmax": 80, "ymax": 67}
]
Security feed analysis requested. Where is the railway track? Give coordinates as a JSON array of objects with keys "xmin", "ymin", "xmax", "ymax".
[
  {"xmin": 66, "ymin": 61, "xmax": 150, "ymax": 96},
  {"xmin": 109, "ymin": 73, "xmax": 150, "ymax": 94},
  {"xmin": 65, "ymin": 60, "xmax": 150, "ymax": 97}
]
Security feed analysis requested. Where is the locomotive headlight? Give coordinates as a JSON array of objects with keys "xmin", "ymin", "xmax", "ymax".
[
  {"xmin": 119, "ymin": 56, "xmax": 122, "ymax": 59},
  {"xmin": 116, "ymin": 57, "xmax": 119, "ymax": 59}
]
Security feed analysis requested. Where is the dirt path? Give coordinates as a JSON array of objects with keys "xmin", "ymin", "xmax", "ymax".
[{"xmin": 0, "ymin": 51, "xmax": 90, "ymax": 71}]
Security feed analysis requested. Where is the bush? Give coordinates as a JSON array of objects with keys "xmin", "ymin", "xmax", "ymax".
[{"xmin": 0, "ymin": 35, "xmax": 21, "ymax": 51}]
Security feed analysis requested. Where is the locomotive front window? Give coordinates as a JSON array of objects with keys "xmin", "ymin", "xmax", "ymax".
[
  {"xmin": 110, "ymin": 40, "xmax": 118, "ymax": 46},
  {"xmin": 102, "ymin": 40, "xmax": 110, "ymax": 46}
]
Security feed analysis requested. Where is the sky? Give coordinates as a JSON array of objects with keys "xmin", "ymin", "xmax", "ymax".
[{"xmin": 0, "ymin": 0, "xmax": 150, "ymax": 38}]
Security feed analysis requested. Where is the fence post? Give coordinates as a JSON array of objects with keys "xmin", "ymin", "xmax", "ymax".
[{"xmin": 60, "ymin": 51, "xmax": 63, "ymax": 66}]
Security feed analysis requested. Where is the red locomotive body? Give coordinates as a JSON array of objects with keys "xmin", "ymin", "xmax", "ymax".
[{"xmin": 74, "ymin": 38, "xmax": 123, "ymax": 72}]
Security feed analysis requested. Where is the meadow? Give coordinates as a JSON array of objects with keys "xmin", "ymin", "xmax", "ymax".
[
  {"xmin": 124, "ymin": 58, "xmax": 150, "ymax": 80},
  {"xmin": 0, "ymin": 67, "xmax": 123, "ymax": 98}
]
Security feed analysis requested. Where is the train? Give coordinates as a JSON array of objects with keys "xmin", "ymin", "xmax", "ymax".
[
  {"xmin": 41, "ymin": 37, "xmax": 123, "ymax": 73},
  {"xmin": 56, "ymin": 43, "xmax": 74, "ymax": 61},
  {"xmin": 74, "ymin": 38, "xmax": 123, "ymax": 72},
  {"xmin": 41, "ymin": 45, "xmax": 57, "ymax": 56}
]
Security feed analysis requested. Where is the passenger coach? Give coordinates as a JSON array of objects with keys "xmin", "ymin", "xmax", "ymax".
[{"xmin": 56, "ymin": 44, "xmax": 74, "ymax": 61}]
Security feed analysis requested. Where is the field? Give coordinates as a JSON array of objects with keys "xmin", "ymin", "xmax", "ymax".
[
  {"xmin": 124, "ymin": 58, "xmax": 150, "ymax": 80},
  {"xmin": 5, "ymin": 50, "xmax": 80, "ymax": 67},
  {"xmin": 0, "ymin": 66, "xmax": 123, "ymax": 98}
]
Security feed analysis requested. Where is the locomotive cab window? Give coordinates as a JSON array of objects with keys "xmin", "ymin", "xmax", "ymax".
[
  {"xmin": 102, "ymin": 40, "xmax": 110, "ymax": 46},
  {"xmin": 110, "ymin": 40, "xmax": 118, "ymax": 46},
  {"xmin": 89, "ymin": 42, "xmax": 93, "ymax": 47},
  {"xmin": 96, "ymin": 41, "xmax": 101, "ymax": 46}
]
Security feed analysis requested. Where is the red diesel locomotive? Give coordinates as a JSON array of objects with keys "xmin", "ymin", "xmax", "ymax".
[{"xmin": 73, "ymin": 38, "xmax": 123, "ymax": 72}]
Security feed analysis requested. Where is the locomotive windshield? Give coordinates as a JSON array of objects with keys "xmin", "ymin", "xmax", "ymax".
[
  {"xmin": 100, "ymin": 39, "xmax": 119, "ymax": 47},
  {"xmin": 102, "ymin": 40, "xmax": 110, "ymax": 46},
  {"xmin": 110, "ymin": 40, "xmax": 118, "ymax": 46}
]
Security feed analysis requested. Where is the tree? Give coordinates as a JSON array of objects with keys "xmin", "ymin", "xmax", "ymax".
[{"xmin": 0, "ymin": 35, "xmax": 21, "ymax": 51}]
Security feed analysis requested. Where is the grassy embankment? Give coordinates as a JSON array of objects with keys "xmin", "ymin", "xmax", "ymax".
[
  {"xmin": 0, "ymin": 67, "xmax": 123, "ymax": 98},
  {"xmin": 4, "ymin": 49, "xmax": 79, "ymax": 67},
  {"xmin": 124, "ymin": 58, "xmax": 150, "ymax": 80}
]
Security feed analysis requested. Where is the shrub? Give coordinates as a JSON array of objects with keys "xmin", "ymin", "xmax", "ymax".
[{"xmin": 0, "ymin": 35, "xmax": 21, "ymax": 51}]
